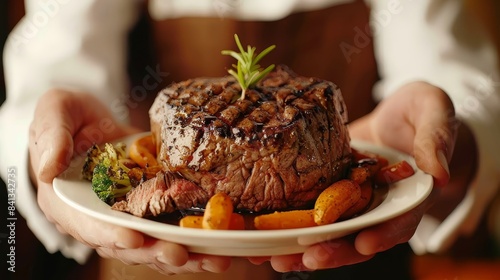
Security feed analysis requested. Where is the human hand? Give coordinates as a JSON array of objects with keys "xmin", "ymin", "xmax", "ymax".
[
  {"xmin": 250, "ymin": 81, "xmax": 459, "ymax": 272},
  {"xmin": 29, "ymin": 89, "xmax": 231, "ymax": 275}
]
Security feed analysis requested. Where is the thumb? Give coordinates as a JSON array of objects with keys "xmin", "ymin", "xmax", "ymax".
[
  {"xmin": 30, "ymin": 90, "xmax": 81, "ymax": 184},
  {"xmin": 411, "ymin": 87, "xmax": 458, "ymax": 187},
  {"xmin": 35, "ymin": 126, "xmax": 75, "ymax": 184},
  {"xmin": 30, "ymin": 90, "xmax": 134, "ymax": 184}
]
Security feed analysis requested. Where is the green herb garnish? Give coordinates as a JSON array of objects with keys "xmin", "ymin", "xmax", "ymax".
[{"xmin": 221, "ymin": 34, "xmax": 276, "ymax": 100}]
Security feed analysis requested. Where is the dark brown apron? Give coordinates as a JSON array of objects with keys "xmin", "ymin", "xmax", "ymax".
[{"xmin": 128, "ymin": 0, "xmax": 378, "ymax": 129}]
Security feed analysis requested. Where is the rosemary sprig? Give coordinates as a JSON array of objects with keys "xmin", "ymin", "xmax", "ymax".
[{"xmin": 221, "ymin": 34, "xmax": 276, "ymax": 100}]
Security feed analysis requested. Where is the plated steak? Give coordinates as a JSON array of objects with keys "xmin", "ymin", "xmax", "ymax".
[{"xmin": 114, "ymin": 65, "xmax": 352, "ymax": 217}]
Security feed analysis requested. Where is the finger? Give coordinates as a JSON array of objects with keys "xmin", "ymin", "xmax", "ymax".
[
  {"xmin": 407, "ymin": 85, "xmax": 457, "ymax": 187},
  {"xmin": 71, "ymin": 109, "xmax": 140, "ymax": 157},
  {"xmin": 29, "ymin": 91, "xmax": 78, "ymax": 183},
  {"xmin": 248, "ymin": 256, "xmax": 271, "ymax": 265},
  {"xmin": 154, "ymin": 253, "xmax": 232, "ymax": 274},
  {"xmin": 270, "ymin": 254, "xmax": 312, "ymax": 272},
  {"xmin": 30, "ymin": 89, "xmax": 135, "ymax": 183},
  {"xmin": 354, "ymin": 196, "xmax": 428, "ymax": 255},
  {"xmin": 351, "ymin": 83, "xmax": 458, "ymax": 187},
  {"xmin": 302, "ymin": 239, "xmax": 374, "ymax": 270},
  {"xmin": 183, "ymin": 254, "xmax": 232, "ymax": 273},
  {"xmin": 37, "ymin": 182, "xmax": 144, "ymax": 249},
  {"xmin": 94, "ymin": 236, "xmax": 231, "ymax": 275},
  {"xmin": 348, "ymin": 114, "xmax": 373, "ymax": 141},
  {"xmin": 96, "ymin": 238, "xmax": 188, "ymax": 267}
]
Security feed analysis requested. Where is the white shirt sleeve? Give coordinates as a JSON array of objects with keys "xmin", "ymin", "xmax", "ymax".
[
  {"xmin": 148, "ymin": 0, "xmax": 354, "ymax": 21},
  {"xmin": 367, "ymin": 0, "xmax": 500, "ymax": 254},
  {"xmin": 0, "ymin": 0, "xmax": 139, "ymax": 263}
]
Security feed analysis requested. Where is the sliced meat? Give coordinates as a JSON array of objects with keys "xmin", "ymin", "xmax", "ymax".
[{"xmin": 112, "ymin": 172, "xmax": 209, "ymax": 217}]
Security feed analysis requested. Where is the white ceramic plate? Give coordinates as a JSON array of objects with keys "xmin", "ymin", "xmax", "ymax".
[{"xmin": 53, "ymin": 134, "xmax": 433, "ymax": 256}]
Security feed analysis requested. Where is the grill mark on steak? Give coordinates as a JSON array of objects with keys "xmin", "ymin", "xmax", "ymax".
[{"xmin": 141, "ymin": 65, "xmax": 352, "ymax": 215}]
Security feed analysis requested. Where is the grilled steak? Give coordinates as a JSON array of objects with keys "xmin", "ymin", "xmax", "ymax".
[{"xmin": 114, "ymin": 65, "xmax": 352, "ymax": 217}]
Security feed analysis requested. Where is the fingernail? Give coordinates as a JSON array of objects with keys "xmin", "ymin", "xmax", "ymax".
[
  {"xmin": 38, "ymin": 150, "xmax": 51, "ymax": 176},
  {"xmin": 156, "ymin": 254, "xmax": 173, "ymax": 266},
  {"xmin": 201, "ymin": 259, "xmax": 219, "ymax": 273},
  {"xmin": 302, "ymin": 253, "xmax": 317, "ymax": 270},
  {"xmin": 248, "ymin": 257, "xmax": 270, "ymax": 265},
  {"xmin": 114, "ymin": 242, "xmax": 129, "ymax": 249},
  {"xmin": 302, "ymin": 258, "xmax": 317, "ymax": 270},
  {"xmin": 436, "ymin": 150, "xmax": 449, "ymax": 176}
]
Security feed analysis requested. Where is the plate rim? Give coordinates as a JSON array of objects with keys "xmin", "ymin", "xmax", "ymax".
[{"xmin": 53, "ymin": 133, "xmax": 433, "ymax": 254}]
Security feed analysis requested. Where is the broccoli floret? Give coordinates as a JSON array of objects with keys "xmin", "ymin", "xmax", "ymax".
[
  {"xmin": 82, "ymin": 144, "xmax": 101, "ymax": 181},
  {"xmin": 82, "ymin": 143, "xmax": 132, "ymax": 205}
]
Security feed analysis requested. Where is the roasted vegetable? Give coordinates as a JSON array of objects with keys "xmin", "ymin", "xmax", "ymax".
[
  {"xmin": 314, "ymin": 179, "xmax": 361, "ymax": 226},
  {"xmin": 129, "ymin": 134, "xmax": 158, "ymax": 168},
  {"xmin": 254, "ymin": 209, "xmax": 316, "ymax": 230},
  {"xmin": 180, "ymin": 213, "xmax": 245, "ymax": 230},
  {"xmin": 82, "ymin": 144, "xmax": 102, "ymax": 181},
  {"xmin": 202, "ymin": 192, "xmax": 234, "ymax": 230},
  {"xmin": 374, "ymin": 160, "xmax": 415, "ymax": 185},
  {"xmin": 179, "ymin": 215, "xmax": 204, "ymax": 229},
  {"xmin": 82, "ymin": 143, "xmax": 132, "ymax": 205},
  {"xmin": 340, "ymin": 180, "xmax": 373, "ymax": 219}
]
